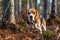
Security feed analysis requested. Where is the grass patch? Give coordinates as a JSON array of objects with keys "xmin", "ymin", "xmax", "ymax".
[
  {"xmin": 42, "ymin": 30, "xmax": 56, "ymax": 40},
  {"xmin": 18, "ymin": 21, "xmax": 27, "ymax": 30}
]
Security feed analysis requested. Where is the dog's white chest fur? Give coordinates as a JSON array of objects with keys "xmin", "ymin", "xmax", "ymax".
[{"xmin": 26, "ymin": 19, "xmax": 42, "ymax": 33}]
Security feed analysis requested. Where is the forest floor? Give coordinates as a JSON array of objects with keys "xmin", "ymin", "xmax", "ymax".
[
  {"xmin": 0, "ymin": 17, "xmax": 60, "ymax": 40},
  {"xmin": 0, "ymin": 28, "xmax": 42, "ymax": 40}
]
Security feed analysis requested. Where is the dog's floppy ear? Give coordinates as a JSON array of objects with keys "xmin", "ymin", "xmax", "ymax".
[
  {"xmin": 23, "ymin": 10, "xmax": 28, "ymax": 20},
  {"xmin": 35, "ymin": 9, "xmax": 40, "ymax": 20}
]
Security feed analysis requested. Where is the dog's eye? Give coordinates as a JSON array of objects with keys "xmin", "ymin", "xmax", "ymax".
[
  {"xmin": 28, "ymin": 12, "xmax": 30, "ymax": 14},
  {"xmin": 33, "ymin": 12, "xmax": 35, "ymax": 14}
]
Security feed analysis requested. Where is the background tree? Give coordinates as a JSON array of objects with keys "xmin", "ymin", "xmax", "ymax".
[
  {"xmin": 57, "ymin": 0, "xmax": 60, "ymax": 17},
  {"xmin": 18, "ymin": 0, "xmax": 22, "ymax": 22},
  {"xmin": 0, "ymin": 0, "xmax": 3, "ymax": 25},
  {"xmin": 43, "ymin": 0, "xmax": 50, "ymax": 20},
  {"xmin": 0, "ymin": 0, "xmax": 3, "ymax": 21},
  {"xmin": 10, "ymin": 0, "xmax": 16, "ymax": 24},
  {"xmin": 30, "ymin": 0, "xmax": 33, "ymax": 8},
  {"xmin": 14, "ymin": 0, "xmax": 19, "ymax": 23},
  {"xmin": 27, "ymin": 0, "xmax": 30, "ymax": 9},
  {"xmin": 50, "ymin": 0, "xmax": 58, "ymax": 19},
  {"xmin": 35, "ymin": 0, "xmax": 37, "ymax": 9},
  {"xmin": 38, "ymin": 0, "xmax": 44, "ymax": 14},
  {"xmin": 30, "ymin": 0, "xmax": 36, "ymax": 8},
  {"xmin": 22, "ymin": 0, "xmax": 27, "ymax": 10},
  {"xmin": 3, "ymin": 0, "xmax": 10, "ymax": 23}
]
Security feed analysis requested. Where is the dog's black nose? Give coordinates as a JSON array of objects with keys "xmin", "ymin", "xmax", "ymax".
[{"xmin": 30, "ymin": 16, "xmax": 33, "ymax": 18}]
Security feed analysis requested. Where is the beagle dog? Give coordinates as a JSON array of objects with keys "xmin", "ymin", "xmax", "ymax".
[{"xmin": 23, "ymin": 8, "xmax": 46, "ymax": 34}]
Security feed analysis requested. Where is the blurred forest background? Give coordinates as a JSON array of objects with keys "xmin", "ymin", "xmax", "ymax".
[
  {"xmin": 0, "ymin": 0, "xmax": 60, "ymax": 24},
  {"xmin": 0, "ymin": 0, "xmax": 60, "ymax": 40}
]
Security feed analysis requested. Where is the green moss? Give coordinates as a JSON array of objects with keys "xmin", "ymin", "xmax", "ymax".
[
  {"xmin": 18, "ymin": 22, "xmax": 27, "ymax": 30},
  {"xmin": 43, "ymin": 30, "xmax": 56, "ymax": 40}
]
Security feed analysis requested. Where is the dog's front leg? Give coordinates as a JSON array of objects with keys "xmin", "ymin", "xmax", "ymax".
[
  {"xmin": 35, "ymin": 23, "xmax": 42, "ymax": 34},
  {"xmin": 42, "ymin": 24, "xmax": 46, "ymax": 31},
  {"xmin": 38, "ymin": 24, "xmax": 42, "ymax": 34},
  {"xmin": 43, "ymin": 25, "xmax": 46, "ymax": 31}
]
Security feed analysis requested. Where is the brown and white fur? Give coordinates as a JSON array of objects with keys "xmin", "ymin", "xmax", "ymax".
[{"xmin": 23, "ymin": 8, "xmax": 46, "ymax": 34}]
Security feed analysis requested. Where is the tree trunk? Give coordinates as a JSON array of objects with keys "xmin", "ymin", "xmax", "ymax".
[
  {"xmin": 2, "ymin": 0, "xmax": 11, "ymax": 27},
  {"xmin": 30, "ymin": 0, "xmax": 34, "ymax": 8},
  {"xmin": 14, "ymin": 0, "xmax": 19, "ymax": 23},
  {"xmin": 40, "ymin": 0, "xmax": 44, "ymax": 15},
  {"xmin": 18, "ymin": 0, "xmax": 22, "ymax": 22},
  {"xmin": 50, "ymin": 0, "xmax": 57, "ymax": 19},
  {"xmin": 31, "ymin": 0, "xmax": 33, "ymax": 8},
  {"xmin": 43, "ymin": 0, "xmax": 50, "ymax": 20},
  {"xmin": 57, "ymin": 0, "xmax": 60, "ymax": 17},
  {"xmin": 10, "ymin": 0, "xmax": 16, "ymax": 24},
  {"xmin": 47, "ymin": 0, "xmax": 50, "ymax": 19},
  {"xmin": 35, "ymin": 0, "xmax": 37, "ymax": 9},
  {"xmin": 27, "ymin": 0, "xmax": 30, "ymax": 9},
  {"xmin": 0, "ymin": 0, "xmax": 3, "ymax": 25}
]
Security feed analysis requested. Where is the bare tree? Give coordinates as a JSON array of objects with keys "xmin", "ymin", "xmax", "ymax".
[
  {"xmin": 3, "ymin": 0, "xmax": 10, "ymax": 25},
  {"xmin": 30, "ymin": 0, "xmax": 35, "ymax": 8},
  {"xmin": 0, "ymin": 0, "xmax": 3, "ymax": 25},
  {"xmin": 18, "ymin": 0, "xmax": 22, "ymax": 22},
  {"xmin": 0, "ymin": 0, "xmax": 3, "ymax": 20},
  {"xmin": 14, "ymin": 0, "xmax": 19, "ymax": 23},
  {"xmin": 31, "ymin": 0, "xmax": 34, "ymax": 8},
  {"xmin": 10, "ymin": 0, "xmax": 16, "ymax": 24},
  {"xmin": 39, "ymin": 0, "xmax": 44, "ymax": 14},
  {"xmin": 15, "ymin": 0, "xmax": 22, "ymax": 23},
  {"xmin": 50, "ymin": 0, "xmax": 58, "ymax": 19},
  {"xmin": 27, "ymin": 0, "xmax": 30, "ymax": 9},
  {"xmin": 57, "ymin": 0, "xmax": 60, "ymax": 17},
  {"xmin": 43, "ymin": 0, "xmax": 50, "ymax": 20},
  {"xmin": 35, "ymin": 0, "xmax": 37, "ymax": 9}
]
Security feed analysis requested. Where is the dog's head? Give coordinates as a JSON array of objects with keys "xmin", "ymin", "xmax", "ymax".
[{"xmin": 23, "ymin": 8, "xmax": 40, "ymax": 22}]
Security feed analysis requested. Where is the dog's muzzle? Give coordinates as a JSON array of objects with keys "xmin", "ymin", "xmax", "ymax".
[{"xmin": 30, "ymin": 16, "xmax": 33, "ymax": 20}]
